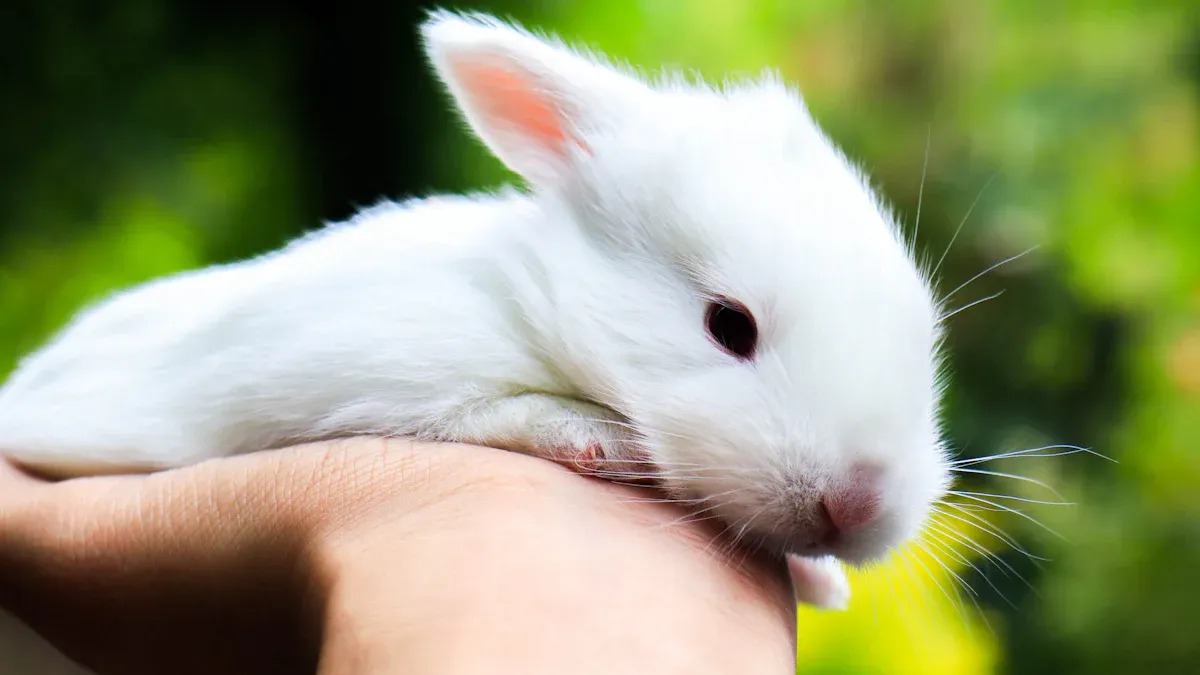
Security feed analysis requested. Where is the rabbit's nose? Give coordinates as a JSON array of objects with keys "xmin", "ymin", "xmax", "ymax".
[
  {"xmin": 817, "ymin": 488, "xmax": 880, "ymax": 544},
  {"xmin": 815, "ymin": 463, "xmax": 883, "ymax": 546}
]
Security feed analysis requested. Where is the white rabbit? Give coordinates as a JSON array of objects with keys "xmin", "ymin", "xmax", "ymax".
[{"xmin": 0, "ymin": 11, "xmax": 952, "ymax": 614}]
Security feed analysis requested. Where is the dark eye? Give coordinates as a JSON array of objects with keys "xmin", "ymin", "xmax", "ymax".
[{"xmin": 705, "ymin": 298, "xmax": 758, "ymax": 359}]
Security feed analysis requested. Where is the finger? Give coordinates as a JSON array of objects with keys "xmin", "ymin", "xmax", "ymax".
[
  {"xmin": 0, "ymin": 437, "xmax": 519, "ymax": 590},
  {"xmin": 0, "ymin": 448, "xmax": 326, "ymax": 675},
  {"xmin": 0, "ymin": 456, "xmax": 47, "ymax": 501},
  {"xmin": 0, "ymin": 457, "xmax": 52, "ymax": 560},
  {"xmin": 0, "ymin": 438, "xmax": 524, "ymax": 675}
]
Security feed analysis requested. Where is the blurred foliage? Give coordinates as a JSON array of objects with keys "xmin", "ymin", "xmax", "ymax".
[{"xmin": 1, "ymin": 1, "xmax": 1198, "ymax": 673}]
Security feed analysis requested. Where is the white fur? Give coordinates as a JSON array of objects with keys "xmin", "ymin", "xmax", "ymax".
[
  {"xmin": 788, "ymin": 555, "xmax": 852, "ymax": 611},
  {"xmin": 0, "ymin": 11, "xmax": 949, "ymax": 615}
]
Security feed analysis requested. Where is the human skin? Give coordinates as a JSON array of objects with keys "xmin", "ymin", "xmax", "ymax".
[{"xmin": 0, "ymin": 438, "xmax": 797, "ymax": 675}]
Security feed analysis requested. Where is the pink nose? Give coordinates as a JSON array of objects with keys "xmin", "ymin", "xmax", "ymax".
[
  {"xmin": 820, "ymin": 488, "xmax": 880, "ymax": 533},
  {"xmin": 815, "ymin": 468, "xmax": 882, "ymax": 545}
]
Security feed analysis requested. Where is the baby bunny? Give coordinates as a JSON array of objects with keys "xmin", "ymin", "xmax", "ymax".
[{"xmin": 0, "ymin": 11, "xmax": 951, "ymax": 610}]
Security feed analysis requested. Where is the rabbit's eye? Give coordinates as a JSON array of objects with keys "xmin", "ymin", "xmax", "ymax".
[{"xmin": 705, "ymin": 298, "xmax": 757, "ymax": 360}]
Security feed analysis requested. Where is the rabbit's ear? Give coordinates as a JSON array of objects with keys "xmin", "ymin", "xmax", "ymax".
[{"xmin": 421, "ymin": 11, "xmax": 648, "ymax": 187}]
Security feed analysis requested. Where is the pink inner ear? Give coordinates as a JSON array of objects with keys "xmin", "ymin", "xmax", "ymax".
[{"xmin": 453, "ymin": 56, "xmax": 589, "ymax": 158}]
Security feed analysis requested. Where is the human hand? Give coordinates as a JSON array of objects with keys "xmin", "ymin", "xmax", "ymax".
[{"xmin": 0, "ymin": 438, "xmax": 796, "ymax": 675}]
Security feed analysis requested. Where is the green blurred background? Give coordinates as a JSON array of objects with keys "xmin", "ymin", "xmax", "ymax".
[{"xmin": 1, "ymin": 1, "xmax": 1197, "ymax": 673}]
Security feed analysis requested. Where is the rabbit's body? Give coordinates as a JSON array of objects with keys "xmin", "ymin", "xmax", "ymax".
[{"xmin": 0, "ymin": 193, "xmax": 638, "ymax": 475}]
